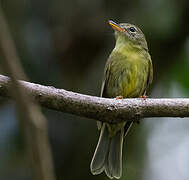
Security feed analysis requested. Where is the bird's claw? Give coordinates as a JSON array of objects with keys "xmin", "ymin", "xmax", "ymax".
[
  {"xmin": 140, "ymin": 95, "xmax": 148, "ymax": 99},
  {"xmin": 116, "ymin": 96, "xmax": 123, "ymax": 100}
]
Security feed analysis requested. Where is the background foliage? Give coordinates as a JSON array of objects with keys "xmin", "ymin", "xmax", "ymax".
[{"xmin": 0, "ymin": 0, "xmax": 189, "ymax": 180}]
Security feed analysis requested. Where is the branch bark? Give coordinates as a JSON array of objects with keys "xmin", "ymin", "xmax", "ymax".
[{"xmin": 0, "ymin": 74, "xmax": 189, "ymax": 123}]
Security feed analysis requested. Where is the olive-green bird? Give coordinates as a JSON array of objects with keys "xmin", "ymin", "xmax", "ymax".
[{"xmin": 90, "ymin": 20, "xmax": 153, "ymax": 179}]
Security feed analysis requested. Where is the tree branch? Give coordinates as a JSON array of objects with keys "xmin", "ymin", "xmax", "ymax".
[{"xmin": 0, "ymin": 74, "xmax": 189, "ymax": 123}]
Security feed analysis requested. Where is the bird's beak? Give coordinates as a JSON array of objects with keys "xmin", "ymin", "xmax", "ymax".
[{"xmin": 108, "ymin": 20, "xmax": 125, "ymax": 32}]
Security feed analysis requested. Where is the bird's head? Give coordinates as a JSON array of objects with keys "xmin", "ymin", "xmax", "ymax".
[{"xmin": 108, "ymin": 20, "xmax": 148, "ymax": 50}]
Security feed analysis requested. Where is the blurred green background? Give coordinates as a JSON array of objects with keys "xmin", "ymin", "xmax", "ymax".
[{"xmin": 0, "ymin": 0, "xmax": 189, "ymax": 180}]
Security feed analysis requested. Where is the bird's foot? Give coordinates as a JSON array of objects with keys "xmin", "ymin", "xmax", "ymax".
[
  {"xmin": 140, "ymin": 95, "xmax": 148, "ymax": 99},
  {"xmin": 116, "ymin": 96, "xmax": 123, "ymax": 100}
]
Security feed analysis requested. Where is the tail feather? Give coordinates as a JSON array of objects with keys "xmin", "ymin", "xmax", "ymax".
[
  {"xmin": 91, "ymin": 122, "xmax": 132, "ymax": 179},
  {"xmin": 105, "ymin": 128, "xmax": 124, "ymax": 179},
  {"xmin": 90, "ymin": 124, "xmax": 110, "ymax": 174},
  {"xmin": 124, "ymin": 121, "xmax": 133, "ymax": 137}
]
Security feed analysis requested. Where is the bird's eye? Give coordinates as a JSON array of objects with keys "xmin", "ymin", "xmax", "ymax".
[{"xmin": 129, "ymin": 27, "xmax": 136, "ymax": 32}]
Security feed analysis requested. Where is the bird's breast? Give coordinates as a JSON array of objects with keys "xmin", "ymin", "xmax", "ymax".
[{"xmin": 105, "ymin": 53, "xmax": 149, "ymax": 98}]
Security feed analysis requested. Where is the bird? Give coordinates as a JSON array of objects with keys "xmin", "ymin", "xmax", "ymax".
[{"xmin": 90, "ymin": 20, "xmax": 153, "ymax": 179}]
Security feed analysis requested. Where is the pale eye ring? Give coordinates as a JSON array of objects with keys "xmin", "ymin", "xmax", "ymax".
[{"xmin": 129, "ymin": 27, "xmax": 136, "ymax": 32}]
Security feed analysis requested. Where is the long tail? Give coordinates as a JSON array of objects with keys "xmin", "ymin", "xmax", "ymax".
[
  {"xmin": 90, "ymin": 122, "xmax": 132, "ymax": 179},
  {"xmin": 104, "ymin": 126, "xmax": 124, "ymax": 179}
]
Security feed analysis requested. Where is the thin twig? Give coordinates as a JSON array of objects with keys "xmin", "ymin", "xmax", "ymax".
[
  {"xmin": 0, "ymin": 74, "xmax": 189, "ymax": 123},
  {"xmin": 0, "ymin": 5, "xmax": 55, "ymax": 180}
]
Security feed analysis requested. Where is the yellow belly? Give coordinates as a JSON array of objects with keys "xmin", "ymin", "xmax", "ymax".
[{"xmin": 105, "ymin": 60, "xmax": 148, "ymax": 98}]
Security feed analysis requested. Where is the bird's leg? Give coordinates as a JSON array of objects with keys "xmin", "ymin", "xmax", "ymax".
[{"xmin": 116, "ymin": 96, "xmax": 123, "ymax": 100}]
